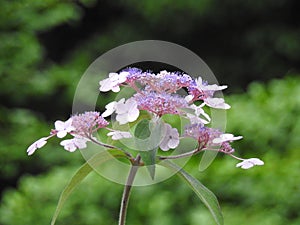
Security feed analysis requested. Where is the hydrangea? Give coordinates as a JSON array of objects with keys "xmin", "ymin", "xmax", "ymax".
[
  {"xmin": 54, "ymin": 118, "xmax": 75, "ymax": 138},
  {"xmin": 159, "ymin": 123, "xmax": 180, "ymax": 151},
  {"xmin": 28, "ymin": 67, "xmax": 264, "ymax": 171},
  {"xmin": 236, "ymin": 158, "xmax": 264, "ymax": 169},
  {"xmin": 99, "ymin": 72, "xmax": 128, "ymax": 92}
]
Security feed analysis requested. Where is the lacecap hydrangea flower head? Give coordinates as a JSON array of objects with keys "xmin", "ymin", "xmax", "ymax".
[
  {"xmin": 27, "ymin": 68, "xmax": 263, "ymax": 170},
  {"xmin": 27, "ymin": 67, "xmax": 265, "ymax": 225}
]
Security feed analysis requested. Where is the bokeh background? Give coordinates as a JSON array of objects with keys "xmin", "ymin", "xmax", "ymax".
[{"xmin": 0, "ymin": 0, "xmax": 300, "ymax": 224}]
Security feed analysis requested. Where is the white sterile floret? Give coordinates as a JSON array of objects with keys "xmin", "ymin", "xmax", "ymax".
[
  {"xmin": 213, "ymin": 133, "xmax": 243, "ymax": 144},
  {"xmin": 27, "ymin": 137, "xmax": 48, "ymax": 155},
  {"xmin": 195, "ymin": 77, "xmax": 227, "ymax": 91},
  {"xmin": 99, "ymin": 72, "xmax": 128, "ymax": 92},
  {"xmin": 102, "ymin": 100, "xmax": 119, "ymax": 117},
  {"xmin": 60, "ymin": 137, "xmax": 87, "ymax": 152},
  {"xmin": 115, "ymin": 98, "xmax": 140, "ymax": 125},
  {"xmin": 107, "ymin": 131, "xmax": 132, "ymax": 140},
  {"xmin": 204, "ymin": 97, "xmax": 231, "ymax": 109},
  {"xmin": 159, "ymin": 123, "xmax": 180, "ymax": 151},
  {"xmin": 187, "ymin": 103, "xmax": 211, "ymax": 124},
  {"xmin": 54, "ymin": 118, "xmax": 74, "ymax": 138},
  {"xmin": 236, "ymin": 158, "xmax": 264, "ymax": 169}
]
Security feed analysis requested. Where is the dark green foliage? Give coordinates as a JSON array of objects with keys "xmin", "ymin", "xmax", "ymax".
[
  {"xmin": 226, "ymin": 75, "xmax": 300, "ymax": 155},
  {"xmin": 1, "ymin": 76, "xmax": 299, "ymax": 225},
  {"xmin": 1, "ymin": 0, "xmax": 300, "ymax": 224}
]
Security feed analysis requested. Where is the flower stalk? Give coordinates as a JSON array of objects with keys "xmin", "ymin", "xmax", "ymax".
[{"xmin": 118, "ymin": 154, "xmax": 141, "ymax": 225}]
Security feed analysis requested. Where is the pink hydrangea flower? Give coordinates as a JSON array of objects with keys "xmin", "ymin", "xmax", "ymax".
[
  {"xmin": 102, "ymin": 98, "xmax": 139, "ymax": 124},
  {"xmin": 159, "ymin": 123, "xmax": 180, "ymax": 151},
  {"xmin": 204, "ymin": 97, "xmax": 231, "ymax": 109},
  {"xmin": 195, "ymin": 77, "xmax": 227, "ymax": 92},
  {"xmin": 26, "ymin": 137, "xmax": 49, "ymax": 155},
  {"xmin": 115, "ymin": 98, "xmax": 140, "ymax": 125},
  {"xmin": 107, "ymin": 131, "xmax": 132, "ymax": 140},
  {"xmin": 54, "ymin": 118, "xmax": 75, "ymax": 138},
  {"xmin": 212, "ymin": 133, "xmax": 243, "ymax": 144},
  {"xmin": 236, "ymin": 158, "xmax": 264, "ymax": 169},
  {"xmin": 186, "ymin": 103, "xmax": 211, "ymax": 124},
  {"xmin": 99, "ymin": 72, "xmax": 128, "ymax": 92},
  {"xmin": 60, "ymin": 137, "xmax": 87, "ymax": 152}
]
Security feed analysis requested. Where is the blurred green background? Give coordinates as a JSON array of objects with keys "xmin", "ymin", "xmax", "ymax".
[{"xmin": 0, "ymin": 0, "xmax": 299, "ymax": 224}]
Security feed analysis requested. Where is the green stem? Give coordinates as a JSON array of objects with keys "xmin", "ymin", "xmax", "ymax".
[
  {"xmin": 118, "ymin": 155, "xmax": 141, "ymax": 225},
  {"xmin": 87, "ymin": 136, "xmax": 133, "ymax": 159},
  {"xmin": 158, "ymin": 147, "xmax": 204, "ymax": 160}
]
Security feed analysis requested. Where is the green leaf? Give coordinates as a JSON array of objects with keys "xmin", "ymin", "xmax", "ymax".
[
  {"xmin": 134, "ymin": 119, "xmax": 151, "ymax": 139},
  {"xmin": 51, "ymin": 150, "xmax": 128, "ymax": 225},
  {"xmin": 131, "ymin": 119, "xmax": 165, "ymax": 179},
  {"xmin": 199, "ymin": 150, "xmax": 218, "ymax": 171},
  {"xmin": 139, "ymin": 148, "xmax": 157, "ymax": 179},
  {"xmin": 160, "ymin": 160, "xmax": 223, "ymax": 225}
]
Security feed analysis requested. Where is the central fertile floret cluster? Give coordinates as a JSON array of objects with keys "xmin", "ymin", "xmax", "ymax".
[{"xmin": 27, "ymin": 68, "xmax": 264, "ymax": 169}]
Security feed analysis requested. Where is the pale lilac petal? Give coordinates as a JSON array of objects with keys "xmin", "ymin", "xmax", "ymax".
[
  {"xmin": 159, "ymin": 123, "xmax": 180, "ymax": 151},
  {"xmin": 27, "ymin": 137, "xmax": 48, "ymax": 155},
  {"xmin": 168, "ymin": 137, "xmax": 180, "ymax": 148},
  {"xmin": 60, "ymin": 138, "xmax": 87, "ymax": 152},
  {"xmin": 195, "ymin": 77, "xmax": 227, "ymax": 91},
  {"xmin": 118, "ymin": 72, "xmax": 129, "ymax": 83},
  {"xmin": 159, "ymin": 138, "xmax": 170, "ymax": 151},
  {"xmin": 187, "ymin": 104, "xmax": 211, "ymax": 124},
  {"xmin": 213, "ymin": 133, "xmax": 243, "ymax": 144},
  {"xmin": 54, "ymin": 120, "xmax": 65, "ymax": 130},
  {"xmin": 107, "ymin": 131, "xmax": 132, "ymax": 140},
  {"xmin": 202, "ymin": 84, "xmax": 228, "ymax": 91},
  {"xmin": 248, "ymin": 158, "xmax": 264, "ymax": 165},
  {"xmin": 102, "ymin": 101, "xmax": 117, "ymax": 117},
  {"xmin": 236, "ymin": 161, "xmax": 254, "ymax": 169},
  {"xmin": 115, "ymin": 98, "xmax": 139, "ymax": 124},
  {"xmin": 54, "ymin": 118, "xmax": 75, "ymax": 138},
  {"xmin": 115, "ymin": 101, "xmax": 128, "ymax": 114},
  {"xmin": 236, "ymin": 158, "xmax": 264, "ymax": 169},
  {"xmin": 205, "ymin": 98, "xmax": 231, "ymax": 109},
  {"xmin": 127, "ymin": 108, "xmax": 139, "ymax": 122},
  {"xmin": 57, "ymin": 130, "xmax": 68, "ymax": 138},
  {"xmin": 99, "ymin": 77, "xmax": 114, "ymax": 92},
  {"xmin": 116, "ymin": 114, "xmax": 127, "ymax": 125},
  {"xmin": 60, "ymin": 139, "xmax": 77, "ymax": 152},
  {"xmin": 99, "ymin": 72, "xmax": 127, "ymax": 93},
  {"xmin": 111, "ymin": 85, "xmax": 121, "ymax": 92}
]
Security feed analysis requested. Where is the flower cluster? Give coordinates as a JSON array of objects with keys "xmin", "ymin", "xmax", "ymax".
[
  {"xmin": 27, "ymin": 111, "xmax": 131, "ymax": 155},
  {"xmin": 27, "ymin": 68, "xmax": 264, "ymax": 170}
]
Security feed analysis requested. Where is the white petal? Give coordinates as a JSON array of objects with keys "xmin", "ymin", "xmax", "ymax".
[
  {"xmin": 102, "ymin": 101, "xmax": 117, "ymax": 117},
  {"xmin": 60, "ymin": 138, "xmax": 87, "ymax": 152},
  {"xmin": 212, "ymin": 133, "xmax": 243, "ymax": 144},
  {"xmin": 205, "ymin": 98, "xmax": 231, "ymax": 109},
  {"xmin": 54, "ymin": 120, "xmax": 65, "ymax": 130},
  {"xmin": 27, "ymin": 137, "xmax": 48, "ymax": 155},
  {"xmin": 248, "ymin": 158, "xmax": 264, "ymax": 165},
  {"xmin": 202, "ymin": 84, "xmax": 228, "ymax": 91},
  {"xmin": 57, "ymin": 130, "xmax": 67, "ymax": 138},
  {"xmin": 236, "ymin": 158, "xmax": 264, "ymax": 169},
  {"xmin": 118, "ymin": 72, "xmax": 129, "ymax": 83},
  {"xmin": 99, "ymin": 77, "xmax": 113, "ymax": 92},
  {"xmin": 127, "ymin": 108, "xmax": 139, "ymax": 122},
  {"xmin": 111, "ymin": 85, "xmax": 121, "ymax": 93},
  {"xmin": 236, "ymin": 161, "xmax": 254, "ymax": 169},
  {"xmin": 159, "ymin": 123, "xmax": 180, "ymax": 151},
  {"xmin": 107, "ymin": 131, "xmax": 132, "ymax": 140},
  {"xmin": 168, "ymin": 137, "xmax": 180, "ymax": 149}
]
